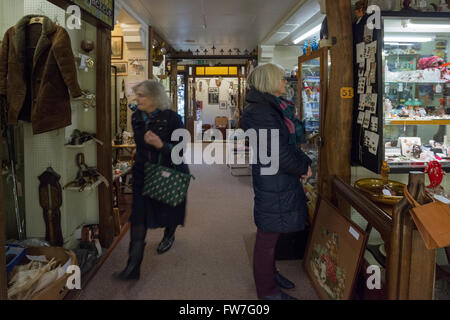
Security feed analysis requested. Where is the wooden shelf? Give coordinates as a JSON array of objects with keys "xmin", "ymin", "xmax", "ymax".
[
  {"xmin": 64, "ymin": 180, "xmax": 103, "ymax": 192},
  {"xmin": 385, "ymin": 118, "xmax": 450, "ymax": 125},
  {"xmin": 65, "ymin": 140, "xmax": 94, "ymax": 148}
]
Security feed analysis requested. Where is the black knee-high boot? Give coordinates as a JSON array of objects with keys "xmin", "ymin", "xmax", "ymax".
[
  {"xmin": 157, "ymin": 226, "xmax": 177, "ymax": 254},
  {"xmin": 114, "ymin": 224, "xmax": 146, "ymax": 280}
]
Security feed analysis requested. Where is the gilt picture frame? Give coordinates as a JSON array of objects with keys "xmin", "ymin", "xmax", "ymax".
[
  {"xmin": 112, "ymin": 62, "xmax": 128, "ymax": 76},
  {"xmin": 111, "ymin": 36, "xmax": 123, "ymax": 60}
]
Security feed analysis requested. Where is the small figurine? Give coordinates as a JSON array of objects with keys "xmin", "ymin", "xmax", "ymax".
[
  {"xmin": 384, "ymin": 98, "xmax": 393, "ymax": 113},
  {"xmin": 311, "ymin": 36, "xmax": 319, "ymax": 51},
  {"xmin": 302, "ymin": 41, "xmax": 308, "ymax": 55},
  {"xmin": 412, "ymin": 144, "xmax": 422, "ymax": 159},
  {"xmin": 425, "ymin": 160, "xmax": 446, "ymax": 189}
]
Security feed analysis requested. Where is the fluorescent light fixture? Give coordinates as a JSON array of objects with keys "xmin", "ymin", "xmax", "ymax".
[
  {"xmin": 293, "ymin": 24, "xmax": 321, "ymax": 44},
  {"xmin": 408, "ymin": 22, "xmax": 450, "ymax": 32},
  {"xmin": 384, "ymin": 36, "xmax": 433, "ymax": 43}
]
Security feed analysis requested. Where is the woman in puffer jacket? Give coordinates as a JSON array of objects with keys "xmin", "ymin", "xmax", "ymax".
[{"xmin": 242, "ymin": 63, "xmax": 312, "ymax": 300}]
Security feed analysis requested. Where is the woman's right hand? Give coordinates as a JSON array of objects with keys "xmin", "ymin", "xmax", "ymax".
[{"xmin": 301, "ymin": 166, "xmax": 312, "ymax": 181}]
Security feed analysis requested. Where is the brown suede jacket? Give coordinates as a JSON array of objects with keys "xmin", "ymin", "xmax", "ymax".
[{"xmin": 0, "ymin": 15, "xmax": 82, "ymax": 134}]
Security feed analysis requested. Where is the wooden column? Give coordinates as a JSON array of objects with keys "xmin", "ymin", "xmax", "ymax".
[
  {"xmin": 0, "ymin": 132, "xmax": 6, "ymax": 299},
  {"xmin": 192, "ymin": 75, "xmax": 197, "ymax": 142},
  {"xmin": 96, "ymin": 27, "xmax": 114, "ymax": 248},
  {"xmin": 148, "ymin": 26, "xmax": 154, "ymax": 79},
  {"xmin": 388, "ymin": 172, "xmax": 436, "ymax": 300},
  {"xmin": 170, "ymin": 60, "xmax": 178, "ymax": 112},
  {"xmin": 323, "ymin": 0, "xmax": 354, "ymax": 207}
]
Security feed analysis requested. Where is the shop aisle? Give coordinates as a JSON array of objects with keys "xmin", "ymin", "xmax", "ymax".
[{"xmin": 77, "ymin": 145, "xmax": 318, "ymax": 300}]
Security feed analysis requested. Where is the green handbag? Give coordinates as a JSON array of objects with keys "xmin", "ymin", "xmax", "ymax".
[{"xmin": 142, "ymin": 154, "xmax": 195, "ymax": 207}]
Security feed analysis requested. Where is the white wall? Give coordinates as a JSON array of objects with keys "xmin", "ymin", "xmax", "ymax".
[
  {"xmin": 195, "ymin": 78, "xmax": 238, "ymax": 126},
  {"xmin": 272, "ymin": 46, "xmax": 303, "ymax": 73}
]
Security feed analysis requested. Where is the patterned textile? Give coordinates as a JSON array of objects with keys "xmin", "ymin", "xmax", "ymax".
[
  {"xmin": 142, "ymin": 156, "xmax": 195, "ymax": 207},
  {"xmin": 276, "ymin": 97, "xmax": 305, "ymax": 145}
]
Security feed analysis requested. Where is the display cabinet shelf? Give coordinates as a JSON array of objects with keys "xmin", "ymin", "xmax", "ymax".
[
  {"xmin": 386, "ymin": 80, "xmax": 448, "ymax": 84},
  {"xmin": 385, "ymin": 119, "xmax": 450, "ymax": 125}
]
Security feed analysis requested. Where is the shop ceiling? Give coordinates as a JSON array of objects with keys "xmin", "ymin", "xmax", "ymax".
[{"xmin": 119, "ymin": 0, "xmax": 323, "ymax": 53}]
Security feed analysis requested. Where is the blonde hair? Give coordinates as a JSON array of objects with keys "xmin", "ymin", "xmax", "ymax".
[
  {"xmin": 247, "ymin": 63, "xmax": 285, "ymax": 95},
  {"xmin": 132, "ymin": 79, "xmax": 172, "ymax": 110}
]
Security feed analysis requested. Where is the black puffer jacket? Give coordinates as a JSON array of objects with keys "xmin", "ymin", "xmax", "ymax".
[{"xmin": 242, "ymin": 88, "xmax": 312, "ymax": 233}]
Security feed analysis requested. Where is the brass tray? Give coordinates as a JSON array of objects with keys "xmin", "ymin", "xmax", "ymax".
[{"xmin": 354, "ymin": 178, "xmax": 406, "ymax": 206}]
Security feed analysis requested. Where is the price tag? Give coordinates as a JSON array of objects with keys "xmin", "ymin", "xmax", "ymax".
[{"xmin": 340, "ymin": 87, "xmax": 354, "ymax": 98}]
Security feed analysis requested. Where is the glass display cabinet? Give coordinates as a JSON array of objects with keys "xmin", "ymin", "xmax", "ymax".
[
  {"xmin": 298, "ymin": 47, "xmax": 329, "ymax": 215},
  {"xmin": 383, "ymin": 13, "xmax": 450, "ymax": 172},
  {"xmin": 353, "ymin": 11, "xmax": 450, "ymax": 173}
]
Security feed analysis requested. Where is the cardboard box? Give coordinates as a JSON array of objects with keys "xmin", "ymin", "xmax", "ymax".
[{"xmin": 25, "ymin": 247, "xmax": 78, "ymax": 300}]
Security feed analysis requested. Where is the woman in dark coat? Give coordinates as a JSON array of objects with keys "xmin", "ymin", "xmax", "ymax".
[
  {"xmin": 242, "ymin": 63, "xmax": 312, "ymax": 300},
  {"xmin": 115, "ymin": 80, "xmax": 189, "ymax": 280}
]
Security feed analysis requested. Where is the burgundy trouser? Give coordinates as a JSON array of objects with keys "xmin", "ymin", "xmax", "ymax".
[{"xmin": 253, "ymin": 228, "xmax": 280, "ymax": 298}]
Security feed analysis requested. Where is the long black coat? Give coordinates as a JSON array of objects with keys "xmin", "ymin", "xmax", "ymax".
[
  {"xmin": 131, "ymin": 109, "xmax": 189, "ymax": 229},
  {"xmin": 242, "ymin": 88, "xmax": 312, "ymax": 233}
]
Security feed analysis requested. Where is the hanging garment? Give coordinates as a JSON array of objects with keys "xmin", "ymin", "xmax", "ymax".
[{"xmin": 0, "ymin": 15, "xmax": 82, "ymax": 134}]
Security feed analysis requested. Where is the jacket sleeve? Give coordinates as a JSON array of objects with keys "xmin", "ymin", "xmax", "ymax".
[
  {"xmin": 160, "ymin": 111, "xmax": 185, "ymax": 159},
  {"xmin": 0, "ymin": 30, "xmax": 9, "ymax": 96},
  {"xmin": 52, "ymin": 28, "xmax": 82, "ymax": 98},
  {"xmin": 243, "ymin": 107, "xmax": 311, "ymax": 176}
]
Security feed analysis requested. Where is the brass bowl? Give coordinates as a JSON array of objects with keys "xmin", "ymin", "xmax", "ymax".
[{"xmin": 354, "ymin": 178, "xmax": 406, "ymax": 206}]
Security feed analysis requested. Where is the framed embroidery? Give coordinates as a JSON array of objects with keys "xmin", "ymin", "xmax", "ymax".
[{"xmin": 303, "ymin": 198, "xmax": 368, "ymax": 300}]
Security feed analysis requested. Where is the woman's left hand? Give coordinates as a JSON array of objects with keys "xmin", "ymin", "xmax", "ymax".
[{"xmin": 144, "ymin": 130, "xmax": 164, "ymax": 149}]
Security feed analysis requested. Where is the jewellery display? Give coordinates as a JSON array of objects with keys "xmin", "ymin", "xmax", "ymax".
[{"xmin": 353, "ymin": 11, "xmax": 450, "ymax": 173}]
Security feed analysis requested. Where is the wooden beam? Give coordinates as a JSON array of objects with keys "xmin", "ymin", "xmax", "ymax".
[
  {"xmin": 323, "ymin": 0, "xmax": 354, "ymax": 206},
  {"xmin": 170, "ymin": 60, "xmax": 178, "ymax": 112},
  {"xmin": 148, "ymin": 26, "xmax": 154, "ymax": 79},
  {"xmin": 97, "ymin": 27, "xmax": 114, "ymax": 248}
]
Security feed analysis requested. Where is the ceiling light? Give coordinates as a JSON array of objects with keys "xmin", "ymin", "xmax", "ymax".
[
  {"xmin": 408, "ymin": 22, "xmax": 450, "ymax": 32},
  {"xmin": 384, "ymin": 36, "xmax": 434, "ymax": 43},
  {"xmin": 293, "ymin": 24, "xmax": 321, "ymax": 44}
]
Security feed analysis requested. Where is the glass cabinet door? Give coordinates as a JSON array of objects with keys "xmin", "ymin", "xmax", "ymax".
[
  {"xmin": 298, "ymin": 48, "xmax": 329, "ymax": 214},
  {"xmin": 382, "ymin": 15, "xmax": 450, "ymax": 172}
]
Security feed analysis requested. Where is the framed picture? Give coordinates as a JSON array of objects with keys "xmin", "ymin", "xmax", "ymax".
[
  {"xmin": 111, "ymin": 36, "xmax": 123, "ymax": 60},
  {"xmin": 208, "ymin": 87, "xmax": 219, "ymax": 105},
  {"xmin": 303, "ymin": 198, "xmax": 368, "ymax": 300},
  {"xmin": 112, "ymin": 62, "xmax": 128, "ymax": 76},
  {"xmin": 219, "ymin": 101, "xmax": 228, "ymax": 110}
]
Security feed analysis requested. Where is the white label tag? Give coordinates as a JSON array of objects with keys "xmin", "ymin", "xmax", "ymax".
[
  {"xmin": 349, "ymin": 226, "xmax": 360, "ymax": 240},
  {"xmin": 434, "ymin": 194, "xmax": 450, "ymax": 205},
  {"xmin": 162, "ymin": 171, "xmax": 171, "ymax": 178},
  {"xmin": 382, "ymin": 189, "xmax": 392, "ymax": 196}
]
